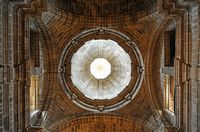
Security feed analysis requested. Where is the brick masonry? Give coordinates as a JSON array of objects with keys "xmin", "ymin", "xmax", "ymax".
[{"xmin": 0, "ymin": 0, "xmax": 199, "ymax": 132}]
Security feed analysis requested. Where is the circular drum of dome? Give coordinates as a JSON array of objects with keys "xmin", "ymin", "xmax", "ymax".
[{"xmin": 58, "ymin": 28, "xmax": 144, "ymax": 112}]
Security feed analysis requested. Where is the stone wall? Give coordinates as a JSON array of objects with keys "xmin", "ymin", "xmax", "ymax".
[
  {"xmin": 0, "ymin": 0, "xmax": 15, "ymax": 131},
  {"xmin": 189, "ymin": 3, "xmax": 200, "ymax": 132}
]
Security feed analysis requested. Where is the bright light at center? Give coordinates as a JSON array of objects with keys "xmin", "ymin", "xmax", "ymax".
[{"xmin": 90, "ymin": 58, "xmax": 111, "ymax": 79}]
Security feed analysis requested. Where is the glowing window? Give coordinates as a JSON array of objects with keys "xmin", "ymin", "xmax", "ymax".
[{"xmin": 90, "ymin": 58, "xmax": 111, "ymax": 79}]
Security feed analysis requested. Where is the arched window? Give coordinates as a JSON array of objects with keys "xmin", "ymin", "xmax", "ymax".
[
  {"xmin": 28, "ymin": 20, "xmax": 44, "ymax": 125},
  {"xmin": 29, "ymin": 28, "xmax": 40, "ymax": 114},
  {"xmin": 163, "ymin": 25, "xmax": 176, "ymax": 113}
]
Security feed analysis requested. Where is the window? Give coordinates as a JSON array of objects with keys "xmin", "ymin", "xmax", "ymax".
[
  {"xmin": 29, "ymin": 25, "xmax": 42, "ymax": 115},
  {"xmin": 30, "ymin": 74, "xmax": 40, "ymax": 113},
  {"xmin": 164, "ymin": 75, "xmax": 175, "ymax": 112},
  {"xmin": 30, "ymin": 29, "xmax": 40, "ymax": 67},
  {"xmin": 164, "ymin": 28, "xmax": 176, "ymax": 113},
  {"xmin": 164, "ymin": 29, "xmax": 175, "ymax": 67}
]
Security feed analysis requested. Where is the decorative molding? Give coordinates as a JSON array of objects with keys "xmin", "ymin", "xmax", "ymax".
[{"xmin": 58, "ymin": 27, "xmax": 145, "ymax": 112}]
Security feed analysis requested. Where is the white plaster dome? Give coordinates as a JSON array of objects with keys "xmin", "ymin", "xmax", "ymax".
[{"xmin": 71, "ymin": 39, "xmax": 131, "ymax": 100}]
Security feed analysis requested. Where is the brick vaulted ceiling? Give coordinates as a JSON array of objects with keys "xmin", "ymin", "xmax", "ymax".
[
  {"xmin": 49, "ymin": 0, "xmax": 157, "ymax": 17},
  {"xmin": 1, "ymin": 0, "xmax": 197, "ymax": 131},
  {"xmin": 31, "ymin": 0, "xmax": 164, "ymax": 131}
]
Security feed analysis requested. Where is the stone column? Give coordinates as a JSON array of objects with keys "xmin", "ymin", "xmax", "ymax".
[
  {"xmin": 189, "ymin": 3, "xmax": 200, "ymax": 132},
  {"xmin": 0, "ymin": 0, "xmax": 15, "ymax": 131}
]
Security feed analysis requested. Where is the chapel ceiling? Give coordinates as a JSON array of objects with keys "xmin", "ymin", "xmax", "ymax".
[
  {"xmin": 32, "ymin": 0, "xmax": 164, "ymax": 131},
  {"xmin": 41, "ymin": 15, "xmax": 162, "ymax": 130}
]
